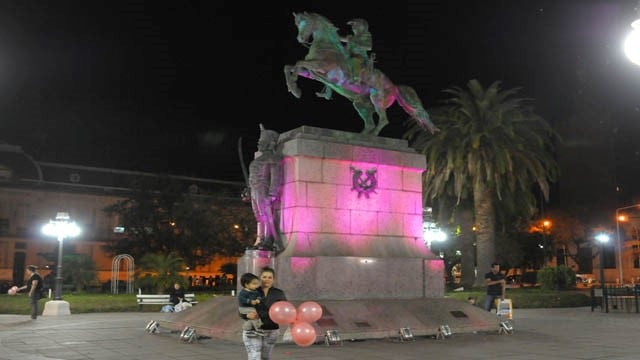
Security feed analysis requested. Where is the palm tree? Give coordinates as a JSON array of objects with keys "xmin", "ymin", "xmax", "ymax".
[
  {"xmin": 137, "ymin": 252, "xmax": 185, "ymax": 293},
  {"xmin": 406, "ymin": 79, "xmax": 559, "ymax": 287}
]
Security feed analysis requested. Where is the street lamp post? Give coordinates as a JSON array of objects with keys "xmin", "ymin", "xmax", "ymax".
[
  {"xmin": 596, "ymin": 233, "xmax": 610, "ymax": 313},
  {"xmin": 542, "ymin": 219, "xmax": 552, "ymax": 264},
  {"xmin": 41, "ymin": 212, "xmax": 81, "ymax": 316},
  {"xmin": 615, "ymin": 205, "xmax": 640, "ymax": 285}
]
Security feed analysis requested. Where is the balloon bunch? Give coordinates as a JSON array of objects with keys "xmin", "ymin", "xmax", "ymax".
[{"xmin": 269, "ymin": 300, "xmax": 323, "ymax": 347}]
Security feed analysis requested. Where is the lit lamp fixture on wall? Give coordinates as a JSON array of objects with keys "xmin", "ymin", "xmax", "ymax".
[
  {"xmin": 423, "ymin": 207, "xmax": 447, "ymax": 253},
  {"xmin": 423, "ymin": 221, "xmax": 447, "ymax": 255},
  {"xmin": 41, "ymin": 212, "xmax": 81, "ymax": 316}
]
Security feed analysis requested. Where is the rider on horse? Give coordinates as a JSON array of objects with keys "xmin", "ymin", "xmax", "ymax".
[
  {"xmin": 341, "ymin": 18, "xmax": 375, "ymax": 84},
  {"xmin": 285, "ymin": 12, "xmax": 438, "ymax": 136}
]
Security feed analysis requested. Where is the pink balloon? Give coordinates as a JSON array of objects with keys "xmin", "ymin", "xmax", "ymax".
[
  {"xmin": 268, "ymin": 301, "xmax": 297, "ymax": 325},
  {"xmin": 290, "ymin": 321, "xmax": 316, "ymax": 347},
  {"xmin": 296, "ymin": 301, "xmax": 323, "ymax": 323},
  {"xmin": 7, "ymin": 288, "xmax": 16, "ymax": 296}
]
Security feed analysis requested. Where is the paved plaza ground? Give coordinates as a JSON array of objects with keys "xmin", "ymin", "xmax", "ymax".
[{"xmin": 1, "ymin": 307, "xmax": 639, "ymax": 359}]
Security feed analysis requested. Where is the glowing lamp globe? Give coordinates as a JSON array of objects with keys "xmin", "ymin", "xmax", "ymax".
[
  {"xmin": 595, "ymin": 233, "xmax": 610, "ymax": 244},
  {"xmin": 624, "ymin": 20, "xmax": 640, "ymax": 66},
  {"xmin": 42, "ymin": 219, "xmax": 81, "ymax": 239}
]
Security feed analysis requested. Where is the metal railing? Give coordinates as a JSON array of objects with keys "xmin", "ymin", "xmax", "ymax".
[{"xmin": 591, "ymin": 285, "xmax": 640, "ymax": 313}]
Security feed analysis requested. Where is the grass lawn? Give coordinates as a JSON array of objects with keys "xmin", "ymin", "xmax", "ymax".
[
  {"xmin": 0, "ymin": 288, "xmax": 593, "ymax": 315},
  {"xmin": 0, "ymin": 292, "xmax": 219, "ymax": 315}
]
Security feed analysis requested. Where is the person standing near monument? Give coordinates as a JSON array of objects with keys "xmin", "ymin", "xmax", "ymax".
[
  {"xmin": 483, "ymin": 262, "xmax": 505, "ymax": 312},
  {"xmin": 248, "ymin": 124, "xmax": 283, "ymax": 251},
  {"xmin": 242, "ymin": 267, "xmax": 287, "ymax": 360},
  {"xmin": 16, "ymin": 265, "xmax": 43, "ymax": 319}
]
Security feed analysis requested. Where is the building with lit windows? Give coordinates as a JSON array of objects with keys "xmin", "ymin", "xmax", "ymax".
[{"xmin": 0, "ymin": 143, "xmax": 247, "ymax": 291}]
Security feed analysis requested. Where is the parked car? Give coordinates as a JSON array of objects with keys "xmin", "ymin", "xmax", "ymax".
[
  {"xmin": 575, "ymin": 274, "xmax": 595, "ymax": 287},
  {"xmin": 503, "ymin": 268, "xmax": 522, "ymax": 288}
]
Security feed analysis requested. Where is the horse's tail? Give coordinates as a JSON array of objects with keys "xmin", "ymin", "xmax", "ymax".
[{"xmin": 395, "ymin": 85, "xmax": 438, "ymax": 133}]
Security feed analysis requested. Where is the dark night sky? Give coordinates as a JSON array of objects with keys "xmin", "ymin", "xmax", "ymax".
[{"xmin": 1, "ymin": 0, "xmax": 640, "ymax": 188}]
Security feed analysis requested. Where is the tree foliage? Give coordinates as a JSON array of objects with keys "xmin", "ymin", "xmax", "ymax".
[
  {"xmin": 406, "ymin": 79, "xmax": 560, "ymax": 286},
  {"xmin": 136, "ymin": 252, "xmax": 185, "ymax": 294},
  {"xmin": 103, "ymin": 176, "xmax": 254, "ymax": 266},
  {"xmin": 37, "ymin": 251, "xmax": 97, "ymax": 291},
  {"xmin": 537, "ymin": 265, "xmax": 576, "ymax": 291},
  {"xmin": 62, "ymin": 254, "xmax": 98, "ymax": 292}
]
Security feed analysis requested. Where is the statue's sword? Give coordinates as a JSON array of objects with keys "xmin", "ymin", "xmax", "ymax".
[{"xmin": 237, "ymin": 137, "xmax": 251, "ymax": 202}]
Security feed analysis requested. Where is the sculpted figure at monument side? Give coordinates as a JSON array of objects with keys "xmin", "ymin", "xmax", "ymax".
[
  {"xmin": 284, "ymin": 11, "xmax": 438, "ymax": 136},
  {"xmin": 248, "ymin": 124, "xmax": 283, "ymax": 252}
]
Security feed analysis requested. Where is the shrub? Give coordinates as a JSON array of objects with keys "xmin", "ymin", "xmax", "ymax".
[
  {"xmin": 537, "ymin": 266, "xmax": 576, "ymax": 290},
  {"xmin": 446, "ymin": 287, "xmax": 591, "ymax": 308}
]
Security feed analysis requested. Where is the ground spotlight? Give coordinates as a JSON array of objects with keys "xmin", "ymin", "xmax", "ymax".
[
  {"xmin": 436, "ymin": 324, "xmax": 452, "ymax": 339},
  {"xmin": 179, "ymin": 326, "xmax": 197, "ymax": 343},
  {"xmin": 499, "ymin": 320, "xmax": 514, "ymax": 335},
  {"xmin": 324, "ymin": 329, "xmax": 343, "ymax": 346},
  {"xmin": 145, "ymin": 320, "xmax": 159, "ymax": 334},
  {"xmin": 398, "ymin": 327, "xmax": 414, "ymax": 342}
]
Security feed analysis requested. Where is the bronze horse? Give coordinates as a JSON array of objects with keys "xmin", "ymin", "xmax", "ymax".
[{"xmin": 284, "ymin": 12, "xmax": 438, "ymax": 136}]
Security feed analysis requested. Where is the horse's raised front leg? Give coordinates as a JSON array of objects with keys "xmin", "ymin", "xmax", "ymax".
[{"xmin": 284, "ymin": 64, "xmax": 302, "ymax": 98}]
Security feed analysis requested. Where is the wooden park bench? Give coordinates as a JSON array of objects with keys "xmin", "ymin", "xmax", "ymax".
[{"xmin": 136, "ymin": 293, "xmax": 197, "ymax": 310}]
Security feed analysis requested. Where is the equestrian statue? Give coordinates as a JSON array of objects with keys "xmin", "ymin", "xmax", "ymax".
[{"xmin": 284, "ymin": 12, "xmax": 438, "ymax": 136}]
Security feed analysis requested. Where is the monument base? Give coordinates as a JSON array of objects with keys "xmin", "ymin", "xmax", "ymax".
[
  {"xmin": 237, "ymin": 250, "xmax": 443, "ymax": 300},
  {"xmin": 42, "ymin": 300, "xmax": 71, "ymax": 316},
  {"xmin": 159, "ymin": 296, "xmax": 499, "ymax": 344}
]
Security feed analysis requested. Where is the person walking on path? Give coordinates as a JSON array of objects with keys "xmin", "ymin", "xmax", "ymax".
[
  {"xmin": 483, "ymin": 262, "xmax": 505, "ymax": 312},
  {"xmin": 16, "ymin": 265, "xmax": 43, "ymax": 319}
]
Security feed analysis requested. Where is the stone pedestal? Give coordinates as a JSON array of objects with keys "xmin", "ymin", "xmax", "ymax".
[
  {"xmin": 237, "ymin": 250, "xmax": 276, "ymax": 293},
  {"xmin": 42, "ymin": 300, "xmax": 71, "ymax": 316},
  {"xmin": 162, "ymin": 127, "xmax": 492, "ymax": 344},
  {"xmin": 272, "ymin": 126, "xmax": 442, "ymax": 299}
]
